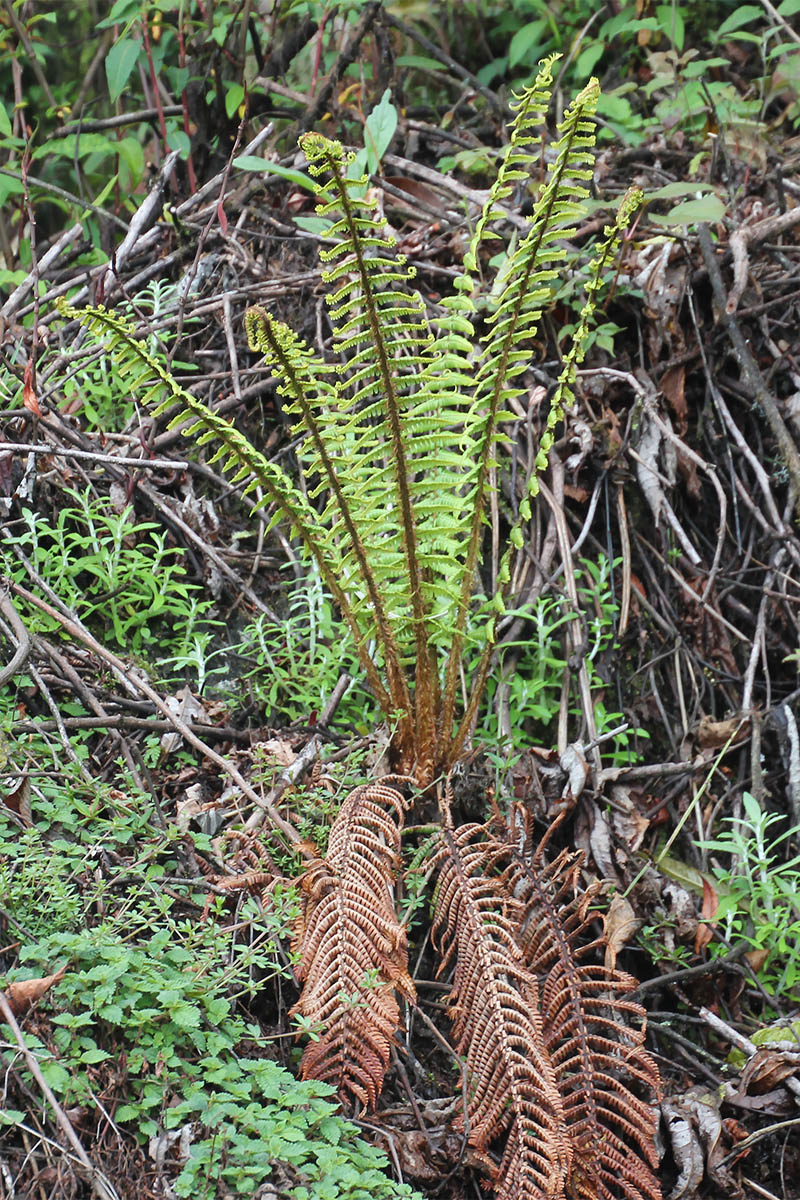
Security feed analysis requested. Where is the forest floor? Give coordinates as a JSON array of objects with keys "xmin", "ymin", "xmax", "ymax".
[{"xmin": 2, "ymin": 4, "xmax": 800, "ymax": 1199}]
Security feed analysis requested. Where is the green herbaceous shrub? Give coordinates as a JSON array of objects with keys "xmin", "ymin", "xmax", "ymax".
[{"xmin": 0, "ymin": 772, "xmax": 420, "ymax": 1199}]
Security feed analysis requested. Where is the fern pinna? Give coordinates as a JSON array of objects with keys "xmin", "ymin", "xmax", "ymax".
[{"xmin": 61, "ymin": 59, "xmax": 660, "ymax": 1200}]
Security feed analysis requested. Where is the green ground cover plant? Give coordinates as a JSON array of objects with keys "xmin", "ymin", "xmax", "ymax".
[
  {"xmin": 0, "ymin": 756, "xmax": 423, "ymax": 1199},
  {"xmin": 700, "ymin": 791, "xmax": 800, "ymax": 1001}
]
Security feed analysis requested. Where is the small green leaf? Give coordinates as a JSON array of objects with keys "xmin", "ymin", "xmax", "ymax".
[
  {"xmin": 225, "ymin": 83, "xmax": 245, "ymax": 120},
  {"xmin": 645, "ymin": 181, "xmax": 717, "ymax": 200},
  {"xmin": 293, "ymin": 215, "xmax": 332, "ymax": 236},
  {"xmin": 656, "ymin": 3, "xmax": 684, "ymax": 50},
  {"xmin": 166, "ymin": 128, "xmax": 191, "ymax": 156},
  {"xmin": 114, "ymin": 1103, "xmax": 142, "ymax": 1123},
  {"xmin": 508, "ymin": 19, "xmax": 547, "ymax": 69},
  {"xmin": 363, "ymin": 89, "xmax": 397, "ymax": 174},
  {"xmin": 661, "ymin": 195, "xmax": 727, "ymax": 225},
  {"xmin": 80, "ymin": 1047, "xmax": 110, "ymax": 1064},
  {"xmin": 396, "ymin": 54, "xmax": 444, "ymax": 70},
  {"xmin": 234, "ymin": 157, "xmax": 315, "ymax": 191},
  {"xmin": 116, "ymin": 137, "xmax": 145, "ymax": 188},
  {"xmin": 97, "ymin": 0, "xmax": 141, "ymax": 29},
  {"xmin": 714, "ymin": 5, "xmax": 763, "ymax": 37},
  {"xmin": 106, "ymin": 36, "xmax": 141, "ymax": 105}
]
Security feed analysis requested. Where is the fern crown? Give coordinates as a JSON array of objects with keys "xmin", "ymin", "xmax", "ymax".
[{"xmin": 60, "ymin": 59, "xmax": 642, "ymax": 782}]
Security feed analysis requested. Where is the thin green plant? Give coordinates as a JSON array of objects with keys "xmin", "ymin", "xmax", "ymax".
[{"xmin": 700, "ymin": 790, "xmax": 800, "ymax": 999}]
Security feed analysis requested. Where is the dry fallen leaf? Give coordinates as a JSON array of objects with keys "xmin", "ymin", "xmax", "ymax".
[
  {"xmin": 22, "ymin": 356, "xmax": 41, "ymax": 416},
  {"xmin": 3, "ymin": 964, "xmax": 67, "ymax": 1015},
  {"xmin": 739, "ymin": 1046, "xmax": 800, "ymax": 1096},
  {"xmin": 603, "ymin": 894, "xmax": 639, "ymax": 970},
  {"xmin": 696, "ymin": 714, "xmax": 749, "ymax": 750},
  {"xmin": 259, "ymin": 737, "xmax": 297, "ymax": 768},
  {"xmin": 2, "ymin": 774, "xmax": 32, "ymax": 825},
  {"xmin": 695, "ymin": 876, "xmax": 719, "ymax": 954},
  {"xmin": 662, "ymin": 1086, "xmax": 740, "ymax": 1199}
]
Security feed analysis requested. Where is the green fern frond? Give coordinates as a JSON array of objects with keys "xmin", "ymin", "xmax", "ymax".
[
  {"xmin": 59, "ymin": 65, "xmax": 641, "ymax": 784},
  {"xmin": 451, "ymin": 185, "xmax": 643, "ymax": 760},
  {"xmin": 438, "ymin": 75, "xmax": 603, "ymax": 758},
  {"xmin": 244, "ymin": 305, "xmax": 414, "ymax": 728},
  {"xmin": 56, "ymin": 298, "xmax": 397, "ymax": 717}
]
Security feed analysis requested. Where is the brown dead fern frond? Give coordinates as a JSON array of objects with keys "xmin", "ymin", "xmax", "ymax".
[
  {"xmin": 500, "ymin": 808, "xmax": 661, "ymax": 1200},
  {"xmin": 431, "ymin": 811, "xmax": 571, "ymax": 1200},
  {"xmin": 291, "ymin": 778, "xmax": 415, "ymax": 1111}
]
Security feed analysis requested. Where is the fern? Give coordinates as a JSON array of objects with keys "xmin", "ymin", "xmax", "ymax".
[
  {"xmin": 291, "ymin": 779, "xmax": 415, "ymax": 1110},
  {"xmin": 58, "ymin": 65, "xmax": 661, "ymax": 1200},
  {"xmin": 62, "ymin": 65, "xmax": 640, "ymax": 783},
  {"xmin": 430, "ymin": 808, "xmax": 571, "ymax": 1199},
  {"xmin": 498, "ymin": 809, "xmax": 662, "ymax": 1200}
]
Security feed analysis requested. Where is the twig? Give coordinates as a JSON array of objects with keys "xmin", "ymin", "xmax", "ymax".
[
  {"xmin": 244, "ymin": 735, "xmax": 321, "ymax": 832},
  {"xmin": 629, "ymin": 946, "xmax": 746, "ymax": 999},
  {"xmin": 52, "ymin": 105, "xmax": 184, "ymax": 137},
  {"xmin": 319, "ymin": 673, "xmax": 353, "ymax": 726},
  {"xmin": 11, "ymin": 714, "xmax": 254, "ymax": 743},
  {"xmin": 0, "ymin": 442, "xmax": 189, "ymax": 470},
  {"xmin": 0, "ymin": 223, "xmax": 82, "ymax": 320},
  {"xmin": 384, "ymin": 152, "xmax": 529, "ymax": 232},
  {"xmin": 7, "ymin": 579, "xmax": 303, "ymax": 849},
  {"xmin": 99, "ymin": 151, "xmax": 181, "ymax": 298},
  {"xmin": 297, "ymin": 1, "xmax": 382, "ymax": 134},
  {"xmin": 540, "ymin": 466, "xmax": 600, "ymax": 769},
  {"xmin": 698, "ymin": 1005, "xmax": 800, "ymax": 1103},
  {"xmin": 757, "ymin": 0, "xmax": 800, "ymax": 45},
  {"xmin": 742, "ymin": 551, "xmax": 783, "ymax": 712},
  {"xmin": 0, "ymin": 167, "xmax": 129, "ymax": 232},
  {"xmin": 697, "ymin": 223, "xmax": 800, "ymax": 514},
  {"xmin": 0, "ymin": 587, "xmax": 31, "ymax": 687},
  {"xmin": 33, "ymin": 634, "xmax": 151, "ymax": 800},
  {"xmin": 0, "ymin": 991, "xmax": 120, "ymax": 1200}
]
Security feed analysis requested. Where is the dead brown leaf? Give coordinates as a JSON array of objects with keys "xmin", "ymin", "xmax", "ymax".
[
  {"xmin": 696, "ymin": 714, "xmax": 749, "ymax": 750},
  {"xmin": 603, "ymin": 894, "xmax": 638, "ymax": 970},
  {"xmin": 3, "ymin": 774, "xmax": 31, "ymax": 825},
  {"xmin": 661, "ymin": 364, "xmax": 687, "ymax": 434},
  {"xmin": 22, "ymin": 357, "xmax": 41, "ymax": 416},
  {"xmin": 694, "ymin": 877, "xmax": 719, "ymax": 954},
  {"xmin": 3, "ymin": 964, "xmax": 67, "ymax": 1015},
  {"xmin": 740, "ymin": 1046, "xmax": 800, "ymax": 1095}
]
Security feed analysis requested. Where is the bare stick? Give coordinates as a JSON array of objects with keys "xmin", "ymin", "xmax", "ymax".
[
  {"xmin": 8, "ymin": 579, "xmax": 303, "ymax": 849},
  {"xmin": 0, "ymin": 990, "xmax": 120, "ymax": 1200},
  {"xmin": 0, "ymin": 587, "xmax": 31, "ymax": 686},
  {"xmin": 697, "ymin": 223, "xmax": 800, "ymax": 512}
]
